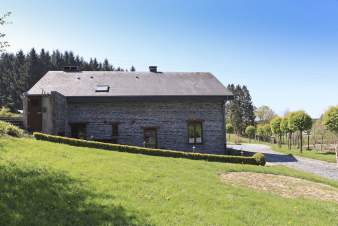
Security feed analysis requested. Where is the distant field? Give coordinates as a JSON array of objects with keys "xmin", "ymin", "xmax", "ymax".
[{"xmin": 0, "ymin": 137, "xmax": 338, "ymax": 225}]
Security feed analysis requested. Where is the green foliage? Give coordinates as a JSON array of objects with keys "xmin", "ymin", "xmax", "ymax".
[
  {"xmin": 0, "ymin": 106, "xmax": 19, "ymax": 117},
  {"xmin": 323, "ymin": 106, "xmax": 338, "ymax": 134},
  {"xmin": 280, "ymin": 116, "xmax": 289, "ymax": 133},
  {"xmin": 0, "ymin": 120, "xmax": 23, "ymax": 137},
  {"xmin": 253, "ymin": 152, "xmax": 266, "ymax": 166},
  {"xmin": 288, "ymin": 111, "xmax": 312, "ymax": 132},
  {"xmin": 245, "ymin": 125, "xmax": 256, "ymax": 138},
  {"xmin": 6, "ymin": 124, "xmax": 23, "ymax": 137},
  {"xmin": 270, "ymin": 116, "xmax": 282, "ymax": 135},
  {"xmin": 226, "ymin": 84, "xmax": 255, "ymax": 134},
  {"xmin": 256, "ymin": 124, "xmax": 264, "ymax": 136},
  {"xmin": 226, "ymin": 123, "xmax": 234, "ymax": 134},
  {"xmin": 33, "ymin": 132, "xmax": 265, "ymax": 166},
  {"xmin": 263, "ymin": 124, "xmax": 272, "ymax": 137}
]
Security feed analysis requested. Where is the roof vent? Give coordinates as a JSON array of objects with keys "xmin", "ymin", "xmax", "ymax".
[
  {"xmin": 63, "ymin": 66, "xmax": 80, "ymax": 72},
  {"xmin": 149, "ymin": 66, "xmax": 157, "ymax": 73}
]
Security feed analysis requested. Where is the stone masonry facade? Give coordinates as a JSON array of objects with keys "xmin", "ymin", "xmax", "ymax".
[{"xmin": 64, "ymin": 98, "xmax": 226, "ymax": 154}]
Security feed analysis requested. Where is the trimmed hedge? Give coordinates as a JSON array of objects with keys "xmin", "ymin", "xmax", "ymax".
[{"xmin": 33, "ymin": 132, "xmax": 266, "ymax": 166}]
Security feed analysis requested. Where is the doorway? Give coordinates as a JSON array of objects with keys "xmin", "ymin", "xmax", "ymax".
[
  {"xmin": 27, "ymin": 96, "xmax": 42, "ymax": 132},
  {"xmin": 144, "ymin": 128, "xmax": 157, "ymax": 148}
]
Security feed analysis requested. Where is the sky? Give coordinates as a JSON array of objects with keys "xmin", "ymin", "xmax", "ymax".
[{"xmin": 1, "ymin": 0, "xmax": 338, "ymax": 118}]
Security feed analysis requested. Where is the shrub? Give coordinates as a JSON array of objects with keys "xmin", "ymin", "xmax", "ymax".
[
  {"xmin": 253, "ymin": 152, "xmax": 266, "ymax": 166},
  {"xmin": 0, "ymin": 120, "xmax": 24, "ymax": 137},
  {"xmin": 33, "ymin": 132, "xmax": 266, "ymax": 166},
  {"xmin": 6, "ymin": 124, "xmax": 24, "ymax": 137}
]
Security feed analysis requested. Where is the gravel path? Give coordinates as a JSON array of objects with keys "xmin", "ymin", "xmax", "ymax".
[{"xmin": 228, "ymin": 144, "xmax": 338, "ymax": 181}]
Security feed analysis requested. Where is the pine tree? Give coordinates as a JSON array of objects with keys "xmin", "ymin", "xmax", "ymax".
[{"xmin": 241, "ymin": 85, "xmax": 255, "ymax": 128}]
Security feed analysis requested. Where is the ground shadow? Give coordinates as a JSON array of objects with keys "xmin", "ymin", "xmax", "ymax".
[
  {"xmin": 0, "ymin": 164, "xmax": 151, "ymax": 226},
  {"xmin": 227, "ymin": 148, "xmax": 298, "ymax": 163}
]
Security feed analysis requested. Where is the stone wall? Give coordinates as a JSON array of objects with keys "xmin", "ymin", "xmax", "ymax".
[
  {"xmin": 50, "ymin": 91, "xmax": 68, "ymax": 136},
  {"xmin": 66, "ymin": 99, "xmax": 226, "ymax": 154}
]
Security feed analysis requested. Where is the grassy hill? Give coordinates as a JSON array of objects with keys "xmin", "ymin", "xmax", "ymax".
[{"xmin": 0, "ymin": 137, "xmax": 338, "ymax": 225}]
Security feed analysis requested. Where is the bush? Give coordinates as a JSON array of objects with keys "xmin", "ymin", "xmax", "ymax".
[
  {"xmin": 6, "ymin": 124, "xmax": 24, "ymax": 137},
  {"xmin": 33, "ymin": 132, "xmax": 266, "ymax": 166},
  {"xmin": 253, "ymin": 152, "xmax": 266, "ymax": 166},
  {"xmin": 0, "ymin": 120, "xmax": 24, "ymax": 137}
]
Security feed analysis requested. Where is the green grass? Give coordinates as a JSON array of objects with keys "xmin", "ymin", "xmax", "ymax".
[
  {"xmin": 270, "ymin": 144, "xmax": 337, "ymax": 163},
  {"xmin": 228, "ymin": 134, "xmax": 337, "ymax": 163},
  {"xmin": 0, "ymin": 137, "xmax": 338, "ymax": 225}
]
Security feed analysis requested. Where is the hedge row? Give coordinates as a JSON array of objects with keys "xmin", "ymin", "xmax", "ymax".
[{"xmin": 33, "ymin": 132, "xmax": 265, "ymax": 166}]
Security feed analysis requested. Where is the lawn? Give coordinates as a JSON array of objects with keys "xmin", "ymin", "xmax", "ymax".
[
  {"xmin": 270, "ymin": 144, "xmax": 337, "ymax": 163},
  {"xmin": 0, "ymin": 137, "xmax": 338, "ymax": 225}
]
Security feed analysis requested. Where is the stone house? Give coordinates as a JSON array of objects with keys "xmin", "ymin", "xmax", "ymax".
[{"xmin": 23, "ymin": 66, "xmax": 233, "ymax": 154}]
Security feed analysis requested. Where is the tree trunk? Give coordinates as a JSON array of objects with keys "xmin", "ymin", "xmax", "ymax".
[
  {"xmin": 300, "ymin": 130, "xmax": 303, "ymax": 153},
  {"xmin": 321, "ymin": 135, "xmax": 324, "ymax": 152},
  {"xmin": 307, "ymin": 134, "xmax": 310, "ymax": 150},
  {"xmin": 288, "ymin": 132, "xmax": 292, "ymax": 150},
  {"xmin": 279, "ymin": 134, "xmax": 282, "ymax": 148}
]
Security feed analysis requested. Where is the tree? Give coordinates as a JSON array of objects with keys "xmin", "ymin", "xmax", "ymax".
[
  {"xmin": 226, "ymin": 123, "xmax": 234, "ymax": 141},
  {"xmin": 322, "ymin": 106, "xmax": 338, "ymax": 164},
  {"xmin": 245, "ymin": 125, "xmax": 256, "ymax": 142},
  {"xmin": 270, "ymin": 116, "xmax": 282, "ymax": 147},
  {"xmin": 241, "ymin": 86, "xmax": 256, "ymax": 129},
  {"xmin": 255, "ymin": 105, "xmax": 275, "ymax": 123},
  {"xmin": 130, "ymin": 65, "xmax": 136, "ymax": 72},
  {"xmin": 280, "ymin": 116, "xmax": 291, "ymax": 149},
  {"xmin": 226, "ymin": 84, "xmax": 255, "ymax": 135},
  {"xmin": 0, "ymin": 12, "xmax": 11, "ymax": 52},
  {"xmin": 288, "ymin": 111, "xmax": 312, "ymax": 153},
  {"xmin": 263, "ymin": 124, "xmax": 272, "ymax": 142}
]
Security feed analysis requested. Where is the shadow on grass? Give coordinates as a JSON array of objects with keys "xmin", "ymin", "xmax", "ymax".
[
  {"xmin": 227, "ymin": 147, "xmax": 298, "ymax": 163},
  {"xmin": 0, "ymin": 163, "xmax": 151, "ymax": 226}
]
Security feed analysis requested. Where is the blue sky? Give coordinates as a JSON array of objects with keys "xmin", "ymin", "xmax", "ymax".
[{"xmin": 2, "ymin": 0, "xmax": 338, "ymax": 118}]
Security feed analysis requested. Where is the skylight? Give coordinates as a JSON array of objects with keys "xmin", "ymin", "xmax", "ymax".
[{"xmin": 95, "ymin": 85, "xmax": 110, "ymax": 92}]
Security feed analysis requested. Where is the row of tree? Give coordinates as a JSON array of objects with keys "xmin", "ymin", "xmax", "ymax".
[
  {"xmin": 0, "ymin": 48, "xmax": 135, "ymax": 111},
  {"xmin": 227, "ymin": 106, "xmax": 338, "ymax": 159}
]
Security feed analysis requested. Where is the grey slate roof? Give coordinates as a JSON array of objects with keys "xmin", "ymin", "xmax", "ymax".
[{"xmin": 27, "ymin": 71, "xmax": 233, "ymax": 97}]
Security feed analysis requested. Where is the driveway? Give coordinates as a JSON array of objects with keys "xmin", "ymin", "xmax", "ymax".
[{"xmin": 228, "ymin": 144, "xmax": 338, "ymax": 181}]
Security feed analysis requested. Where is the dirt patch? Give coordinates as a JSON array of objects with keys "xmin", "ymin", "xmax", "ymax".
[{"xmin": 221, "ymin": 172, "xmax": 338, "ymax": 203}]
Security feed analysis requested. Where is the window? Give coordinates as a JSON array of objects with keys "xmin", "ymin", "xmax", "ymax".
[
  {"xmin": 112, "ymin": 124, "xmax": 118, "ymax": 143},
  {"xmin": 95, "ymin": 85, "xmax": 110, "ymax": 92},
  {"xmin": 188, "ymin": 121, "xmax": 203, "ymax": 144},
  {"xmin": 70, "ymin": 123, "xmax": 87, "ymax": 140}
]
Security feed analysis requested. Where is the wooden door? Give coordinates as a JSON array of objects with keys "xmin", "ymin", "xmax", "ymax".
[
  {"xmin": 27, "ymin": 96, "xmax": 42, "ymax": 132},
  {"xmin": 144, "ymin": 128, "xmax": 157, "ymax": 148}
]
